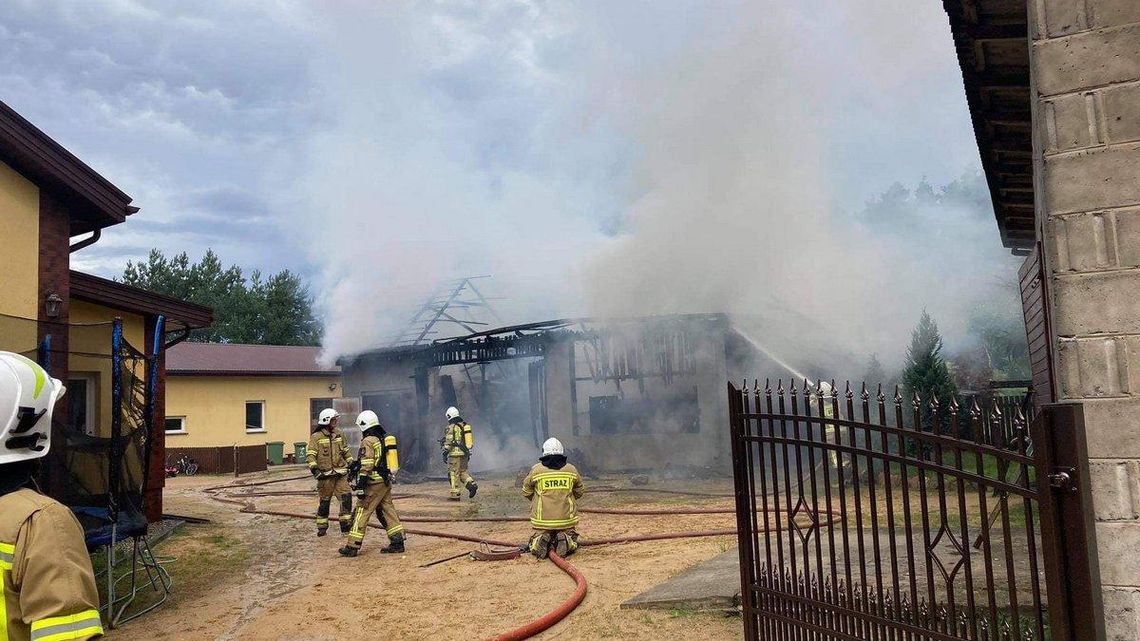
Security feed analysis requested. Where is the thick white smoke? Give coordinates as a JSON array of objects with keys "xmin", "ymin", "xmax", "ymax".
[{"xmin": 289, "ymin": 1, "xmax": 1021, "ymax": 369}]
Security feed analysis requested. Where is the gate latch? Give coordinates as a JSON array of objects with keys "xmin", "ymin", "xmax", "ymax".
[{"xmin": 1048, "ymin": 468, "xmax": 1077, "ymax": 493}]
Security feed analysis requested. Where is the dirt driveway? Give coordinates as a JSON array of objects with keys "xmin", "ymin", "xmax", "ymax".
[{"xmin": 108, "ymin": 469, "xmax": 742, "ymax": 640}]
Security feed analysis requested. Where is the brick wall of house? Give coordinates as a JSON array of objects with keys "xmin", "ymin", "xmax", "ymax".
[
  {"xmin": 36, "ymin": 191, "xmax": 71, "ymax": 499},
  {"xmin": 1031, "ymin": 1, "xmax": 1140, "ymax": 637}
]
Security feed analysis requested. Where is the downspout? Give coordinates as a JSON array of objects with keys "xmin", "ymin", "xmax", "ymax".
[{"xmin": 69, "ymin": 229, "xmax": 101, "ymax": 253}]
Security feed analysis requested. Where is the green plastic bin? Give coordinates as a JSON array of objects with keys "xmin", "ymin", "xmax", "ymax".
[
  {"xmin": 293, "ymin": 442, "xmax": 307, "ymax": 464},
  {"xmin": 266, "ymin": 441, "xmax": 285, "ymax": 466}
]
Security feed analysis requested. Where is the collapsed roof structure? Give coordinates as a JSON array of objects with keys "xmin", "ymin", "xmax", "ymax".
[{"xmin": 339, "ymin": 312, "xmax": 857, "ymax": 475}]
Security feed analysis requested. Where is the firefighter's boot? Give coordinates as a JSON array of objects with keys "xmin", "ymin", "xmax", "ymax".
[
  {"xmin": 316, "ymin": 498, "xmax": 331, "ymax": 536},
  {"xmin": 339, "ymin": 493, "xmax": 353, "ymax": 533},
  {"xmin": 467, "ymin": 481, "xmax": 479, "ymax": 498},
  {"xmin": 380, "ymin": 533, "xmax": 405, "ymax": 554},
  {"xmin": 529, "ymin": 531, "xmax": 554, "ymax": 559},
  {"xmin": 338, "ymin": 544, "xmax": 360, "ymax": 557},
  {"xmin": 554, "ymin": 531, "xmax": 579, "ymax": 558}
]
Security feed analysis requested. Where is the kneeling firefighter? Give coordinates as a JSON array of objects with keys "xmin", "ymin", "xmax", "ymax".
[
  {"xmin": 339, "ymin": 411, "xmax": 405, "ymax": 557},
  {"xmin": 522, "ymin": 437, "xmax": 584, "ymax": 559},
  {"xmin": 307, "ymin": 408, "xmax": 354, "ymax": 536},
  {"xmin": 1, "ymin": 352, "xmax": 104, "ymax": 641},
  {"xmin": 440, "ymin": 406, "xmax": 477, "ymax": 500}
]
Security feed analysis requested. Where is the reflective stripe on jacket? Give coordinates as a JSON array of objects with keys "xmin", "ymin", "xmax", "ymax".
[
  {"xmin": 522, "ymin": 463, "xmax": 584, "ymax": 530},
  {"xmin": 1, "ymin": 488, "xmax": 103, "ymax": 641},
  {"xmin": 307, "ymin": 429, "xmax": 351, "ymax": 474}
]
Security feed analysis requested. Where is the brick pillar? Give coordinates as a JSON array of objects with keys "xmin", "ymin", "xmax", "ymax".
[
  {"xmin": 36, "ymin": 192, "xmax": 70, "ymax": 498},
  {"xmin": 1030, "ymin": 2, "xmax": 1140, "ymax": 638}
]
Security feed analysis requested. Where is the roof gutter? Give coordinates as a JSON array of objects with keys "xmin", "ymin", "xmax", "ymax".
[{"xmin": 69, "ymin": 229, "xmax": 100, "ymax": 253}]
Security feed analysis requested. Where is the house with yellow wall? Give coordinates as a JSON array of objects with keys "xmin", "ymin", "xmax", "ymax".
[
  {"xmin": 0, "ymin": 99, "xmax": 213, "ymax": 517},
  {"xmin": 165, "ymin": 343, "xmax": 342, "ymax": 459}
]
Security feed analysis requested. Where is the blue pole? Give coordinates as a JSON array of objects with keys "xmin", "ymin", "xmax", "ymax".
[{"xmin": 110, "ymin": 318, "xmax": 123, "ymax": 523}]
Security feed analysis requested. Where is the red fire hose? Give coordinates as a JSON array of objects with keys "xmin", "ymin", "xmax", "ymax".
[
  {"xmin": 203, "ymin": 478, "xmax": 840, "ymax": 640},
  {"xmin": 489, "ymin": 551, "xmax": 587, "ymax": 641}
]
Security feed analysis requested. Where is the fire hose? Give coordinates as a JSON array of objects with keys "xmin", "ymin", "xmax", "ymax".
[{"xmin": 203, "ymin": 478, "xmax": 840, "ymax": 640}]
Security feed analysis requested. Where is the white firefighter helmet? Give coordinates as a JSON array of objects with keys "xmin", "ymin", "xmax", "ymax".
[
  {"xmin": 445, "ymin": 406, "xmax": 460, "ymax": 421},
  {"xmin": 356, "ymin": 410, "xmax": 380, "ymax": 429},
  {"xmin": 317, "ymin": 408, "xmax": 339, "ymax": 426},
  {"xmin": 0, "ymin": 352, "xmax": 66, "ymax": 465},
  {"xmin": 541, "ymin": 437, "xmax": 564, "ymax": 457}
]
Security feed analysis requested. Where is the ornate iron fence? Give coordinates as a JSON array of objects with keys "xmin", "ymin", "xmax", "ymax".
[{"xmin": 729, "ymin": 380, "xmax": 1103, "ymax": 641}]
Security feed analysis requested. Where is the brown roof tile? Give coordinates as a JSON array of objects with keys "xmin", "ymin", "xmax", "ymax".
[{"xmin": 167, "ymin": 342, "xmax": 340, "ymax": 376}]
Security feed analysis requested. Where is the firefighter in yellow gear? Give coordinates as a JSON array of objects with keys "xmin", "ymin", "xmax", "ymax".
[
  {"xmin": 522, "ymin": 437, "xmax": 584, "ymax": 559},
  {"xmin": 339, "ymin": 411, "xmax": 404, "ymax": 557},
  {"xmin": 441, "ymin": 406, "xmax": 477, "ymax": 500},
  {"xmin": 307, "ymin": 408, "xmax": 354, "ymax": 536},
  {"xmin": 0, "ymin": 352, "xmax": 103, "ymax": 641}
]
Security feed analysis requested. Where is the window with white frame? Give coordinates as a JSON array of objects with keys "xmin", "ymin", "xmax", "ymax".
[
  {"xmin": 245, "ymin": 401, "xmax": 265, "ymax": 432},
  {"xmin": 67, "ymin": 373, "xmax": 98, "ymax": 436},
  {"xmin": 165, "ymin": 416, "xmax": 187, "ymax": 434}
]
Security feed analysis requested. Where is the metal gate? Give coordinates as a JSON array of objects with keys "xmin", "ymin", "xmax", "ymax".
[{"xmin": 729, "ymin": 381, "xmax": 1104, "ymax": 641}]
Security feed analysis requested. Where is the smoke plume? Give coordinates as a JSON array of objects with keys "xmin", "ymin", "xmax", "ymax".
[{"xmin": 290, "ymin": 1, "xmax": 1022, "ymax": 370}]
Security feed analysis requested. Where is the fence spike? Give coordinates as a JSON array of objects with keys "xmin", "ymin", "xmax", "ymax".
[
  {"xmin": 893, "ymin": 385, "xmax": 903, "ymax": 405},
  {"xmin": 929, "ymin": 391, "xmax": 940, "ymax": 412},
  {"xmin": 912, "ymin": 391, "xmax": 922, "ymax": 410},
  {"xmin": 877, "ymin": 382, "xmax": 885, "ymax": 403},
  {"xmin": 970, "ymin": 395, "xmax": 983, "ymax": 419},
  {"xmin": 860, "ymin": 381, "xmax": 870, "ymax": 401},
  {"xmin": 845, "ymin": 380, "xmax": 853, "ymax": 400},
  {"xmin": 776, "ymin": 379, "xmax": 785, "ymax": 395},
  {"xmin": 764, "ymin": 378, "xmax": 772, "ymax": 396},
  {"xmin": 948, "ymin": 395, "xmax": 960, "ymax": 413},
  {"xmin": 830, "ymin": 379, "xmax": 839, "ymax": 400}
]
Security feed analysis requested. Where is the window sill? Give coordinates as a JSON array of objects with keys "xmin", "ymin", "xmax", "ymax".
[
  {"xmin": 166, "ymin": 431, "xmax": 189, "ymax": 436},
  {"xmin": 246, "ymin": 429, "xmax": 267, "ymax": 434}
]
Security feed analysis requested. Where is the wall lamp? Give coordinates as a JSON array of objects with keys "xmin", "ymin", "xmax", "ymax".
[{"xmin": 44, "ymin": 292, "xmax": 63, "ymax": 319}]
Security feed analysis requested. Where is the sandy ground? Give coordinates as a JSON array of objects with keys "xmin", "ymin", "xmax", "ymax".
[{"xmin": 108, "ymin": 467, "xmax": 743, "ymax": 640}]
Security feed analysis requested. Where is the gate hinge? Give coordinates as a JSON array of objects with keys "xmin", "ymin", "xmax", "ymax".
[{"xmin": 1048, "ymin": 467, "xmax": 1077, "ymax": 494}]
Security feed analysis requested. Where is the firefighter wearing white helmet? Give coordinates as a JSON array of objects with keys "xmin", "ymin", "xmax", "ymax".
[
  {"xmin": 0, "ymin": 352, "xmax": 104, "ymax": 641},
  {"xmin": 306, "ymin": 408, "xmax": 354, "ymax": 536},
  {"xmin": 340, "ymin": 410, "xmax": 404, "ymax": 556},
  {"xmin": 440, "ymin": 406, "xmax": 477, "ymax": 500},
  {"xmin": 522, "ymin": 437, "xmax": 584, "ymax": 559}
]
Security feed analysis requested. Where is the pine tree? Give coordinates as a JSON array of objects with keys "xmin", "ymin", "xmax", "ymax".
[
  {"xmin": 902, "ymin": 310, "xmax": 958, "ymax": 433},
  {"xmin": 862, "ymin": 354, "xmax": 887, "ymax": 387}
]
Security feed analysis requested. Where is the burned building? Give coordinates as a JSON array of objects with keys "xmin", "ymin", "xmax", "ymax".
[
  {"xmin": 340, "ymin": 314, "xmax": 733, "ymax": 474},
  {"xmin": 338, "ymin": 312, "xmax": 847, "ymax": 475}
]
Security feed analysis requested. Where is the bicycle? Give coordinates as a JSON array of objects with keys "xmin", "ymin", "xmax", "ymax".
[{"xmin": 176, "ymin": 454, "xmax": 199, "ymax": 476}]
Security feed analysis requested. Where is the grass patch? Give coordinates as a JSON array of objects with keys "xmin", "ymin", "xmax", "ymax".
[{"xmin": 92, "ymin": 525, "xmax": 254, "ymax": 625}]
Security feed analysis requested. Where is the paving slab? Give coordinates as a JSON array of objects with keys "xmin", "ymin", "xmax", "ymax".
[{"xmin": 621, "ymin": 549, "xmax": 741, "ymax": 611}]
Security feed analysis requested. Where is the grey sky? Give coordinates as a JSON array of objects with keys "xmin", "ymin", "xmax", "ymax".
[{"xmin": 0, "ymin": 1, "xmax": 1003, "ymax": 359}]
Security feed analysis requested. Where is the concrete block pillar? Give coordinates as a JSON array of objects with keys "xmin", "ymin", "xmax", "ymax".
[{"xmin": 1031, "ymin": 1, "xmax": 1140, "ymax": 637}]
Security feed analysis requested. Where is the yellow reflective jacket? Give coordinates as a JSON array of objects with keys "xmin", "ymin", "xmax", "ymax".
[
  {"xmin": 442, "ymin": 421, "xmax": 473, "ymax": 457},
  {"xmin": 522, "ymin": 462, "xmax": 584, "ymax": 530},
  {"xmin": 1, "ymin": 488, "xmax": 103, "ymax": 641},
  {"xmin": 307, "ymin": 429, "xmax": 352, "ymax": 475},
  {"xmin": 359, "ymin": 433, "xmax": 399, "ymax": 482}
]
